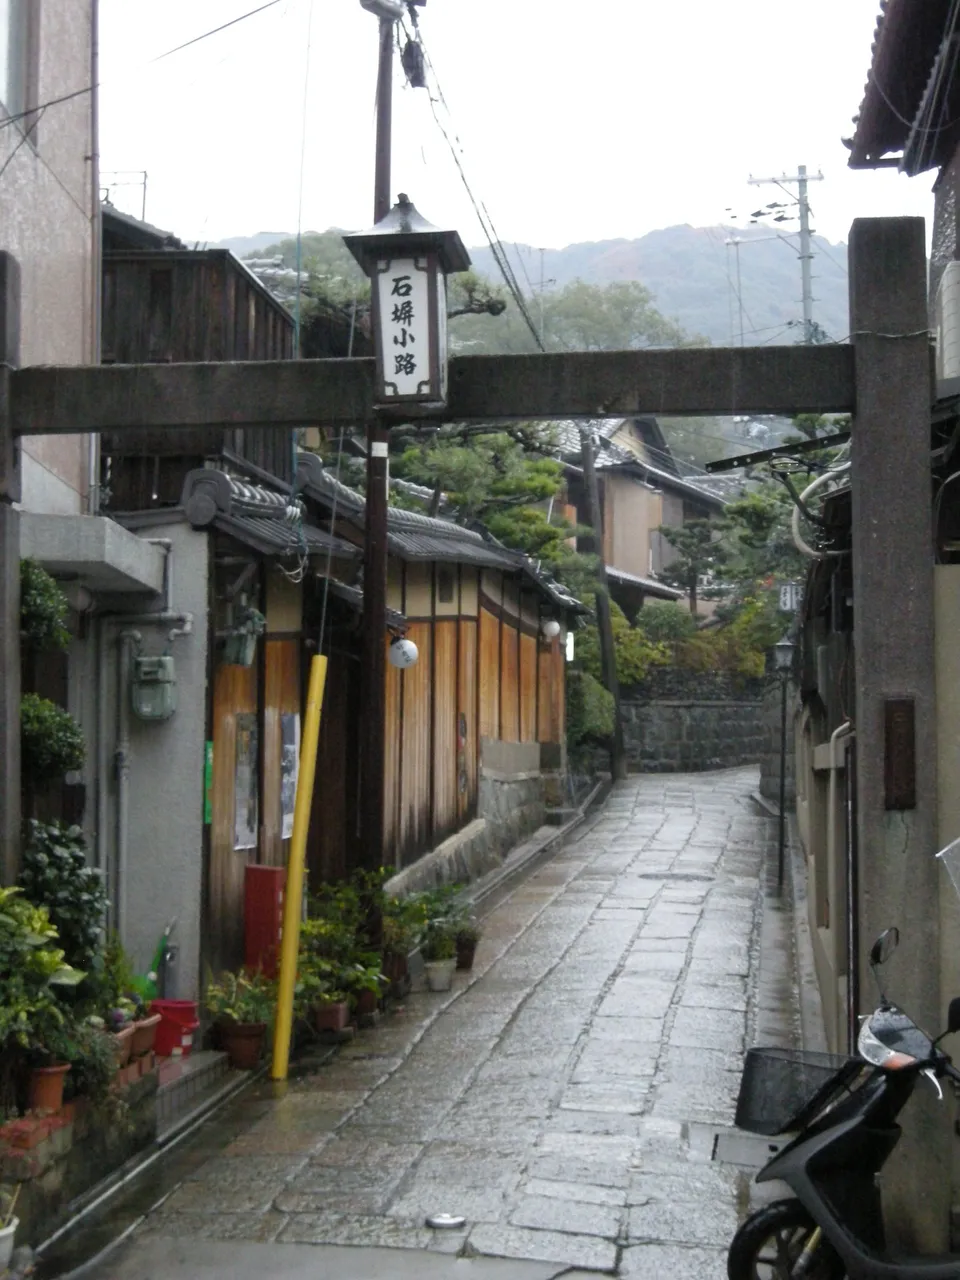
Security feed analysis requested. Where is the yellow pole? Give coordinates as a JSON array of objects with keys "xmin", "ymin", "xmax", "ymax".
[{"xmin": 271, "ymin": 653, "xmax": 327, "ymax": 1080}]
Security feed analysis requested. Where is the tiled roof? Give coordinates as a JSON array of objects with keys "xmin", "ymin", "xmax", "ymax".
[
  {"xmin": 294, "ymin": 452, "xmax": 586, "ymax": 614},
  {"xmin": 606, "ymin": 567, "xmax": 683, "ymax": 600},
  {"xmin": 180, "ymin": 469, "xmax": 359, "ymax": 561}
]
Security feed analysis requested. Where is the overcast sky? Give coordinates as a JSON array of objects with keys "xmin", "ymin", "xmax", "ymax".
[{"xmin": 98, "ymin": 0, "xmax": 932, "ymax": 252}]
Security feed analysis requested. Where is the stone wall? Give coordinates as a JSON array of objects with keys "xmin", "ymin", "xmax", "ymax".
[{"xmin": 619, "ymin": 669, "xmax": 765, "ymax": 774}]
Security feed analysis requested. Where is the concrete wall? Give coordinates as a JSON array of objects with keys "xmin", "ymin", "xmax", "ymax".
[
  {"xmin": 758, "ymin": 680, "xmax": 798, "ymax": 806},
  {"xmin": 98, "ymin": 522, "xmax": 209, "ymax": 998},
  {"xmin": 605, "ymin": 474, "xmax": 660, "ymax": 581},
  {"xmin": 2, "ymin": 1, "xmax": 96, "ymax": 513}
]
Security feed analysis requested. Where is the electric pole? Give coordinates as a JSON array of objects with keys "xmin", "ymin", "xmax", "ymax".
[
  {"xmin": 725, "ymin": 237, "xmax": 745, "ymax": 346},
  {"xmin": 748, "ymin": 165, "xmax": 823, "ymax": 343},
  {"xmin": 358, "ymin": 0, "xmax": 404, "ymax": 875},
  {"xmin": 579, "ymin": 428, "xmax": 626, "ymax": 782}
]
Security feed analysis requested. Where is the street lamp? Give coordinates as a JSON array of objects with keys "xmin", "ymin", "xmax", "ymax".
[
  {"xmin": 773, "ymin": 632, "xmax": 796, "ymax": 895},
  {"xmin": 344, "ymin": 194, "xmax": 470, "ymax": 410}
]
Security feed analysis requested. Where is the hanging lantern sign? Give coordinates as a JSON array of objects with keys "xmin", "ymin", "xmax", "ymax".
[{"xmin": 344, "ymin": 194, "xmax": 470, "ymax": 411}]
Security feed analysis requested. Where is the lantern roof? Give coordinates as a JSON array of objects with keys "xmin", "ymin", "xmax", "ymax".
[{"xmin": 344, "ymin": 193, "xmax": 471, "ymax": 275}]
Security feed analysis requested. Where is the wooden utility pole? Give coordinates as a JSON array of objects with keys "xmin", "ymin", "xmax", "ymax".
[
  {"xmin": 358, "ymin": 10, "xmax": 396, "ymax": 872},
  {"xmin": 0, "ymin": 252, "xmax": 21, "ymax": 883},
  {"xmin": 579, "ymin": 427, "xmax": 626, "ymax": 781}
]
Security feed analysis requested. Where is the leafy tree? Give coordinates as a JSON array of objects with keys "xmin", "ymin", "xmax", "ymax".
[
  {"xmin": 655, "ymin": 520, "xmax": 729, "ymax": 615},
  {"xmin": 576, "ymin": 598, "xmax": 669, "ymax": 686}
]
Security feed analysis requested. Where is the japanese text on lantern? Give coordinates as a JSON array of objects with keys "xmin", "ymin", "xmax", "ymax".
[{"xmin": 378, "ymin": 260, "xmax": 430, "ymax": 396}]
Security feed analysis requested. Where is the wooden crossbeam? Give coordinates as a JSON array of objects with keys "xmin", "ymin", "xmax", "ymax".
[{"xmin": 9, "ymin": 344, "xmax": 855, "ymax": 438}]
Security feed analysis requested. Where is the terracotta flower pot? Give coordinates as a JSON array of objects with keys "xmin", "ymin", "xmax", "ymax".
[
  {"xmin": 131, "ymin": 1013, "xmax": 161, "ymax": 1058},
  {"xmin": 313, "ymin": 1000, "xmax": 349, "ymax": 1033},
  {"xmin": 112, "ymin": 1023, "xmax": 135, "ymax": 1067},
  {"xmin": 382, "ymin": 950, "xmax": 408, "ymax": 985},
  {"xmin": 456, "ymin": 937, "xmax": 478, "ymax": 971},
  {"xmin": 354, "ymin": 989, "xmax": 379, "ymax": 1017},
  {"xmin": 217, "ymin": 1020, "xmax": 266, "ymax": 1071},
  {"xmin": 29, "ymin": 1063, "xmax": 70, "ymax": 1114}
]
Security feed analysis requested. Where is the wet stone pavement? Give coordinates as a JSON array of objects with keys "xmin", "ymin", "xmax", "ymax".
[{"xmin": 105, "ymin": 767, "xmax": 796, "ymax": 1278}]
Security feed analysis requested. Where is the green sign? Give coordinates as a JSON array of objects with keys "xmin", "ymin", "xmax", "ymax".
[{"xmin": 204, "ymin": 741, "xmax": 213, "ymax": 825}]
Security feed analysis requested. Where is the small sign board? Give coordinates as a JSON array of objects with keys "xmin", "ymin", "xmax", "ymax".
[{"xmin": 779, "ymin": 582, "xmax": 803, "ymax": 613}]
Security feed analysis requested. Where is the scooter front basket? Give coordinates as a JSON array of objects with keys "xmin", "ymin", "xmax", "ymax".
[{"xmin": 735, "ymin": 1047, "xmax": 863, "ymax": 1136}]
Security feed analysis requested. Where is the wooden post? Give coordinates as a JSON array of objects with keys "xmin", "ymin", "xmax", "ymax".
[
  {"xmin": 579, "ymin": 428, "xmax": 626, "ymax": 781},
  {"xmin": 0, "ymin": 252, "xmax": 21, "ymax": 884},
  {"xmin": 848, "ymin": 218, "xmax": 941, "ymax": 1248}
]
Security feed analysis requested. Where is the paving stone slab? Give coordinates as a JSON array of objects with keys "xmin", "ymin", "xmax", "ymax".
[
  {"xmin": 508, "ymin": 1194, "xmax": 622, "ymax": 1238},
  {"xmin": 467, "ymin": 1223, "xmax": 619, "ymax": 1271}
]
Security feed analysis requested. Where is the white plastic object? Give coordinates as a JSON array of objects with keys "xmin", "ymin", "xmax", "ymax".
[{"xmin": 388, "ymin": 637, "xmax": 419, "ymax": 669}]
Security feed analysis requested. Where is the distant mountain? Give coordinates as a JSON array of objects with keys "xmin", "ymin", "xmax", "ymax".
[
  {"xmin": 468, "ymin": 225, "xmax": 849, "ymax": 347},
  {"xmin": 215, "ymin": 231, "xmax": 297, "ymax": 257},
  {"xmin": 220, "ymin": 223, "xmax": 849, "ymax": 350}
]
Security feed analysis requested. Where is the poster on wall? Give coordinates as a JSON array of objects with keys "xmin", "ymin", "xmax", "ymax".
[
  {"xmin": 234, "ymin": 713, "xmax": 259, "ymax": 851},
  {"xmin": 280, "ymin": 713, "xmax": 300, "ymax": 840}
]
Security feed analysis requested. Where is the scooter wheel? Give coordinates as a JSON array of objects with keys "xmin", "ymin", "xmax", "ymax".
[{"xmin": 727, "ymin": 1198, "xmax": 844, "ymax": 1280}]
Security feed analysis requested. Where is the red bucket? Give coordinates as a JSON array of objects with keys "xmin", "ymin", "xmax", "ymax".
[{"xmin": 151, "ymin": 1000, "xmax": 200, "ymax": 1058}]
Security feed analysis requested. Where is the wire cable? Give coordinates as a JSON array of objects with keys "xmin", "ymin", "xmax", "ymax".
[
  {"xmin": 415, "ymin": 32, "xmax": 544, "ymax": 351},
  {"xmin": 1, "ymin": 0, "xmax": 286, "ymax": 132}
]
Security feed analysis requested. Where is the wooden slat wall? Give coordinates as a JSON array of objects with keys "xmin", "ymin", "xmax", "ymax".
[
  {"xmin": 209, "ymin": 662, "xmax": 257, "ymax": 975},
  {"xmin": 500, "ymin": 620, "xmax": 520, "ymax": 743},
  {"xmin": 399, "ymin": 622, "xmax": 432, "ymax": 866},
  {"xmin": 478, "ymin": 607, "xmax": 500, "ymax": 741},
  {"xmin": 432, "ymin": 620, "xmax": 458, "ymax": 844},
  {"xmin": 538, "ymin": 640, "xmax": 563, "ymax": 743},
  {"xmin": 310, "ymin": 650, "xmax": 359, "ymax": 885},
  {"xmin": 519, "ymin": 632, "xmax": 538, "ymax": 743},
  {"xmin": 458, "ymin": 619, "xmax": 478, "ymax": 822},
  {"xmin": 262, "ymin": 639, "xmax": 300, "ymax": 868},
  {"xmin": 383, "ymin": 641, "xmax": 402, "ymax": 864}
]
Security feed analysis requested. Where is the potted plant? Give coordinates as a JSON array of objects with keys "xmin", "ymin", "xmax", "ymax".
[
  {"xmin": 455, "ymin": 919, "xmax": 482, "ymax": 971},
  {"xmin": 205, "ymin": 969, "xmax": 275, "ymax": 1070},
  {"xmin": 0, "ymin": 1186, "xmax": 20, "ymax": 1272},
  {"xmin": 295, "ymin": 954, "xmax": 350, "ymax": 1034},
  {"xmin": 344, "ymin": 961, "xmax": 386, "ymax": 1018},
  {"xmin": 420, "ymin": 924, "xmax": 457, "ymax": 992}
]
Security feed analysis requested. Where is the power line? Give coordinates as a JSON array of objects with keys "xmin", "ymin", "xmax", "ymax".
[
  {"xmin": 415, "ymin": 33, "xmax": 544, "ymax": 351},
  {"xmin": 1, "ymin": 0, "xmax": 286, "ymax": 132}
]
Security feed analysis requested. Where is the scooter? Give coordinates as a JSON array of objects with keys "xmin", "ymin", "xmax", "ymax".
[{"xmin": 728, "ymin": 857, "xmax": 960, "ymax": 1278}]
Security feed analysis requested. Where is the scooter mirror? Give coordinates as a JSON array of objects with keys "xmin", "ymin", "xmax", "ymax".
[
  {"xmin": 948, "ymin": 996, "xmax": 960, "ymax": 1036},
  {"xmin": 870, "ymin": 927, "xmax": 900, "ymax": 967}
]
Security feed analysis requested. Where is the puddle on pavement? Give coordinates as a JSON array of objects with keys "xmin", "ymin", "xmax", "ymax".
[{"xmin": 35, "ymin": 1051, "xmax": 336, "ymax": 1278}]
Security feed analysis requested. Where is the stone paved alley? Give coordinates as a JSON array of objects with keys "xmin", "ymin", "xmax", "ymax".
[{"xmin": 89, "ymin": 767, "xmax": 798, "ymax": 1280}]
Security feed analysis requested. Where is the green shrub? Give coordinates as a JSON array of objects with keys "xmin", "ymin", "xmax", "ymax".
[
  {"xmin": 576, "ymin": 599, "xmax": 670, "ymax": 686},
  {"xmin": 21, "ymin": 693, "xmax": 85, "ymax": 784},
  {"xmin": 636, "ymin": 601, "xmax": 697, "ymax": 644},
  {"xmin": 566, "ymin": 670, "xmax": 615, "ymax": 746},
  {"xmin": 20, "ymin": 559, "xmax": 70, "ymax": 651},
  {"xmin": 20, "ymin": 821, "xmax": 107, "ymax": 973}
]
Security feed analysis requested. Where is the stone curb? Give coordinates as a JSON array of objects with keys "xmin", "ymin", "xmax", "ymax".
[
  {"xmin": 464, "ymin": 776, "xmax": 611, "ymax": 921},
  {"xmin": 751, "ymin": 791, "xmax": 827, "ymax": 1053}
]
